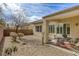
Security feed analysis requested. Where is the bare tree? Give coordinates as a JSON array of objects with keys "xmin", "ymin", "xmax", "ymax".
[
  {"xmin": 11, "ymin": 9, "xmax": 29, "ymax": 33},
  {"xmin": 0, "ymin": 3, "xmax": 7, "ymax": 26}
]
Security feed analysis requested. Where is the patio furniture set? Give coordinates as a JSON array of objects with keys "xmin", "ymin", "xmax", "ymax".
[{"xmin": 48, "ymin": 34, "xmax": 79, "ymax": 50}]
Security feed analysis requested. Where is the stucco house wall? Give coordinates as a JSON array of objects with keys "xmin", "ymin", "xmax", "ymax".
[
  {"xmin": 42, "ymin": 6, "xmax": 79, "ymax": 43},
  {"xmin": 33, "ymin": 23, "xmax": 43, "ymax": 40},
  {"xmin": 47, "ymin": 16, "xmax": 79, "ymax": 40},
  {"xmin": 26, "ymin": 21, "xmax": 43, "ymax": 40},
  {"xmin": 62, "ymin": 16, "xmax": 79, "ymax": 39}
]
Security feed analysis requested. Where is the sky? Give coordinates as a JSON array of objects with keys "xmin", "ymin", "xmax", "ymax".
[{"xmin": 1, "ymin": 3, "xmax": 79, "ymax": 22}]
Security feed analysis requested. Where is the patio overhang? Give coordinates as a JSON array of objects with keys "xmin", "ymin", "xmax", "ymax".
[
  {"xmin": 43, "ymin": 5, "xmax": 79, "ymax": 21},
  {"xmin": 44, "ymin": 9, "xmax": 79, "ymax": 21},
  {"xmin": 43, "ymin": 5, "xmax": 79, "ymax": 44}
]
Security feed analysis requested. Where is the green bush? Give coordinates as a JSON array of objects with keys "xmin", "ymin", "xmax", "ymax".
[
  {"xmin": 4, "ymin": 46, "xmax": 18, "ymax": 55},
  {"xmin": 4, "ymin": 47, "xmax": 12, "ymax": 56}
]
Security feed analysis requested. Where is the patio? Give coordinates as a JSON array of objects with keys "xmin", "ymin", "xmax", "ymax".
[{"xmin": 2, "ymin": 35, "xmax": 76, "ymax": 56}]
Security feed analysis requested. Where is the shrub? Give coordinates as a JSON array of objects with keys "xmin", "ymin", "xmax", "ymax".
[
  {"xmin": 4, "ymin": 47, "xmax": 12, "ymax": 56},
  {"xmin": 10, "ymin": 32, "xmax": 17, "ymax": 37},
  {"xmin": 18, "ymin": 33, "xmax": 24, "ymax": 40},
  {"xmin": 10, "ymin": 32, "xmax": 17, "ymax": 42},
  {"xmin": 18, "ymin": 33, "xmax": 24, "ymax": 37}
]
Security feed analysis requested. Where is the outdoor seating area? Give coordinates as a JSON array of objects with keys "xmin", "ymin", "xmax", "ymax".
[{"xmin": 48, "ymin": 34, "xmax": 79, "ymax": 51}]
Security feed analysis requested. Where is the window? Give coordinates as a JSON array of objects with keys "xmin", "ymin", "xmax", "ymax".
[
  {"xmin": 35, "ymin": 25, "xmax": 42, "ymax": 32},
  {"xmin": 49, "ymin": 25, "xmax": 51, "ymax": 33},
  {"xmin": 57, "ymin": 25, "xmax": 60, "ymax": 34},
  {"xmin": 67, "ymin": 27, "xmax": 70, "ymax": 34},
  {"xmin": 63, "ymin": 24, "xmax": 66, "ymax": 34},
  {"xmin": 48, "ymin": 25, "xmax": 51, "ymax": 33},
  {"xmin": 52, "ymin": 25, "xmax": 55, "ymax": 33},
  {"xmin": 48, "ymin": 24, "xmax": 70, "ymax": 35},
  {"xmin": 50, "ymin": 25, "xmax": 52, "ymax": 33},
  {"xmin": 39, "ymin": 26, "xmax": 42, "ymax": 32},
  {"xmin": 35, "ymin": 26, "xmax": 39, "ymax": 32},
  {"xmin": 67, "ymin": 24, "xmax": 70, "ymax": 34},
  {"xmin": 49, "ymin": 25, "xmax": 55, "ymax": 33},
  {"xmin": 60, "ymin": 26, "xmax": 63, "ymax": 34},
  {"xmin": 63, "ymin": 24, "xmax": 70, "ymax": 34}
]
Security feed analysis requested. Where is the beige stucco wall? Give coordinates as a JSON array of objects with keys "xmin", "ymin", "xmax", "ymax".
[
  {"xmin": 47, "ymin": 16, "xmax": 79, "ymax": 39},
  {"xmin": 27, "ymin": 16, "xmax": 79, "ymax": 41},
  {"xmin": 33, "ymin": 23, "xmax": 43, "ymax": 40},
  {"xmin": 25, "ymin": 23, "xmax": 43, "ymax": 40},
  {"xmin": 62, "ymin": 16, "xmax": 79, "ymax": 39}
]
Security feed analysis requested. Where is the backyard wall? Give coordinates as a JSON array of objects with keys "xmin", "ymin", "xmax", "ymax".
[
  {"xmin": 0, "ymin": 28, "xmax": 3, "ymax": 43},
  {"xmin": 3, "ymin": 29, "xmax": 33, "ymax": 36}
]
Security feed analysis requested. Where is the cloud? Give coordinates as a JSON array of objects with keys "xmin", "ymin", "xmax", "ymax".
[
  {"xmin": 19, "ymin": 3, "xmax": 79, "ymax": 17},
  {"xmin": 19, "ymin": 3, "xmax": 56, "ymax": 17},
  {"xmin": 28, "ymin": 16, "xmax": 42, "ymax": 22},
  {"xmin": 1, "ymin": 3, "xmax": 79, "ymax": 22},
  {"xmin": 6, "ymin": 3, "xmax": 20, "ymax": 11},
  {"xmin": 3, "ymin": 3, "xmax": 28, "ymax": 22}
]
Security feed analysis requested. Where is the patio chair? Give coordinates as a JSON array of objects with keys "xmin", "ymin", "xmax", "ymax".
[{"xmin": 54, "ymin": 35, "xmax": 64, "ymax": 45}]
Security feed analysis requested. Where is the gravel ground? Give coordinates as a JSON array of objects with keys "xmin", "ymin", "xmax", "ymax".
[{"xmin": 2, "ymin": 35, "xmax": 75, "ymax": 56}]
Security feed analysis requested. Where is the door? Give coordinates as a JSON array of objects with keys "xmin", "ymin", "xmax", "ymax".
[{"xmin": 56, "ymin": 23, "xmax": 70, "ymax": 37}]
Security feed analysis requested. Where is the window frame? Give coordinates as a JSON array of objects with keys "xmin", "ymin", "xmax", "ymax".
[{"xmin": 35, "ymin": 25, "xmax": 42, "ymax": 32}]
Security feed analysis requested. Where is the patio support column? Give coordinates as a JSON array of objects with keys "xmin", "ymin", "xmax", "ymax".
[{"xmin": 43, "ymin": 19, "xmax": 49, "ymax": 44}]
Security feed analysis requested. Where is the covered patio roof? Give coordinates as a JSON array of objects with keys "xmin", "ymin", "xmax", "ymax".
[{"xmin": 43, "ymin": 5, "xmax": 79, "ymax": 20}]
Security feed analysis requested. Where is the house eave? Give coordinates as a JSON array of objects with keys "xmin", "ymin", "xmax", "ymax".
[{"xmin": 43, "ymin": 5, "xmax": 79, "ymax": 19}]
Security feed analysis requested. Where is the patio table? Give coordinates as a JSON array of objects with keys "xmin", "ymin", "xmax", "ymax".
[{"xmin": 54, "ymin": 37, "xmax": 64, "ymax": 45}]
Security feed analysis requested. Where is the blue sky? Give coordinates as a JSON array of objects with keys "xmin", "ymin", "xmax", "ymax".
[
  {"xmin": 2, "ymin": 3, "xmax": 79, "ymax": 22},
  {"xmin": 19, "ymin": 3, "xmax": 79, "ymax": 16}
]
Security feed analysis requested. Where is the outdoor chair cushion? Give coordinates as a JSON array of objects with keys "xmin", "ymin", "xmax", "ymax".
[{"xmin": 51, "ymin": 39, "xmax": 57, "ymax": 44}]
